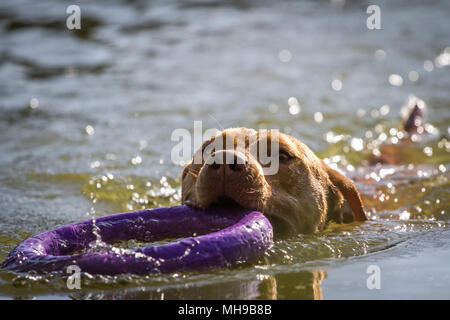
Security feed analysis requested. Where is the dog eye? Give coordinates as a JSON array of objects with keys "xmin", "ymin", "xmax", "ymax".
[{"xmin": 279, "ymin": 150, "xmax": 293, "ymax": 162}]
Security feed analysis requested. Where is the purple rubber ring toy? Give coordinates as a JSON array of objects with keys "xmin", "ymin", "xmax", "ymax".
[{"xmin": 2, "ymin": 205, "xmax": 273, "ymax": 275}]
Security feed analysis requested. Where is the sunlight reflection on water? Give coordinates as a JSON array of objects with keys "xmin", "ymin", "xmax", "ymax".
[{"xmin": 0, "ymin": 0, "xmax": 449, "ymax": 299}]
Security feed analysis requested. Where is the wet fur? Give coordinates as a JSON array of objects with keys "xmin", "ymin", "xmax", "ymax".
[{"xmin": 182, "ymin": 128, "xmax": 366, "ymax": 234}]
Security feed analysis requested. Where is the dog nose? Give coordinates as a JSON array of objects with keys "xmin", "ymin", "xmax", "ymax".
[
  {"xmin": 206, "ymin": 150, "xmax": 248, "ymax": 174},
  {"xmin": 227, "ymin": 157, "xmax": 248, "ymax": 172}
]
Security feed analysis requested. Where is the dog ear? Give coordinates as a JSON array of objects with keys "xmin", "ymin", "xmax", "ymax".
[
  {"xmin": 323, "ymin": 162, "xmax": 367, "ymax": 221},
  {"xmin": 181, "ymin": 161, "xmax": 192, "ymax": 182}
]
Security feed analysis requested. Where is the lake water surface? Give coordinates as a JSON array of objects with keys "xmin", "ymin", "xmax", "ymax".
[{"xmin": 0, "ymin": 0, "xmax": 449, "ymax": 299}]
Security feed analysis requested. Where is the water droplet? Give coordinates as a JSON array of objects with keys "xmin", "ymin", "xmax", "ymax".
[
  {"xmin": 374, "ymin": 49, "xmax": 386, "ymax": 60},
  {"xmin": 408, "ymin": 70, "xmax": 419, "ymax": 82},
  {"xmin": 29, "ymin": 98, "xmax": 39, "ymax": 109},
  {"xmin": 289, "ymin": 104, "xmax": 300, "ymax": 115},
  {"xmin": 131, "ymin": 156, "xmax": 142, "ymax": 165},
  {"xmin": 388, "ymin": 74, "xmax": 403, "ymax": 86},
  {"xmin": 278, "ymin": 49, "xmax": 292, "ymax": 62},
  {"xmin": 314, "ymin": 112, "xmax": 323, "ymax": 123},
  {"xmin": 380, "ymin": 104, "xmax": 390, "ymax": 116},
  {"xmin": 424, "ymin": 60, "xmax": 434, "ymax": 72},
  {"xmin": 331, "ymin": 79, "xmax": 342, "ymax": 91},
  {"xmin": 90, "ymin": 161, "xmax": 101, "ymax": 168},
  {"xmin": 350, "ymin": 138, "xmax": 364, "ymax": 151},
  {"xmin": 423, "ymin": 147, "xmax": 433, "ymax": 157},
  {"xmin": 85, "ymin": 125, "xmax": 95, "ymax": 135}
]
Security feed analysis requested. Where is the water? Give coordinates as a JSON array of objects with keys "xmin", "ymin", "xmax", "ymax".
[{"xmin": 0, "ymin": 0, "xmax": 449, "ymax": 299}]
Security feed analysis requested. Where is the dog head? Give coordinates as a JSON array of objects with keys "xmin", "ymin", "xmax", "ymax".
[{"xmin": 181, "ymin": 128, "xmax": 366, "ymax": 233}]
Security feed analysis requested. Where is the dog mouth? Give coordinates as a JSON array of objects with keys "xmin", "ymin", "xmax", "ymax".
[
  {"xmin": 208, "ymin": 194, "xmax": 265, "ymax": 214},
  {"xmin": 208, "ymin": 196, "xmax": 292, "ymax": 235},
  {"xmin": 211, "ymin": 196, "xmax": 245, "ymax": 210}
]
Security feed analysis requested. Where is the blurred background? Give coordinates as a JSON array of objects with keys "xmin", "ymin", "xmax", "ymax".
[{"xmin": 0, "ymin": 0, "xmax": 449, "ymax": 299}]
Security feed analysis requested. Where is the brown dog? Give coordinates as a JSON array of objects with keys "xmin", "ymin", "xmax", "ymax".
[
  {"xmin": 181, "ymin": 128, "xmax": 366, "ymax": 234},
  {"xmin": 181, "ymin": 101, "xmax": 424, "ymax": 234}
]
